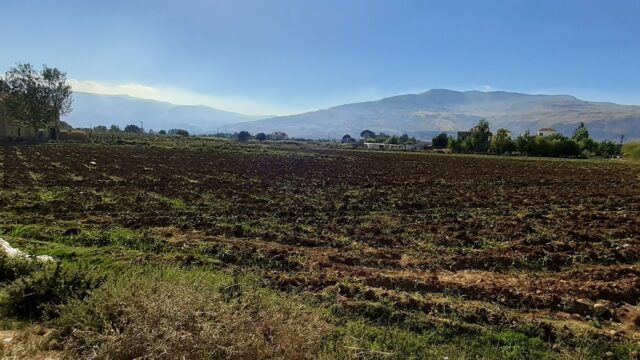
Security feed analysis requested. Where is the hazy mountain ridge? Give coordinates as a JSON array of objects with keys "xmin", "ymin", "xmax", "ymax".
[
  {"xmin": 64, "ymin": 92, "xmax": 268, "ymax": 133},
  {"xmin": 222, "ymin": 89, "xmax": 640, "ymax": 140}
]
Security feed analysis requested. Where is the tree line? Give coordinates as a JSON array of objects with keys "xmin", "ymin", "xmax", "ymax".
[{"xmin": 432, "ymin": 119, "xmax": 621, "ymax": 158}]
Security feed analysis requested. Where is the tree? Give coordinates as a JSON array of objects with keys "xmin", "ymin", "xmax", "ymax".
[
  {"xmin": 360, "ymin": 130, "xmax": 376, "ymax": 139},
  {"xmin": 3, "ymin": 63, "xmax": 47, "ymax": 136},
  {"xmin": 447, "ymin": 137, "xmax": 464, "ymax": 153},
  {"xmin": 93, "ymin": 125, "xmax": 108, "ymax": 132},
  {"xmin": 572, "ymin": 122, "xmax": 590, "ymax": 142},
  {"xmin": 168, "ymin": 128, "xmax": 189, "ymax": 136},
  {"xmin": 41, "ymin": 65, "xmax": 73, "ymax": 138},
  {"xmin": 124, "ymin": 124, "xmax": 142, "ymax": 134},
  {"xmin": 491, "ymin": 128, "xmax": 515, "ymax": 154},
  {"xmin": 59, "ymin": 121, "xmax": 73, "ymax": 130},
  {"xmin": 465, "ymin": 119, "xmax": 492, "ymax": 153},
  {"xmin": 432, "ymin": 132, "xmax": 449, "ymax": 148},
  {"xmin": 385, "ymin": 135, "xmax": 399, "ymax": 144},
  {"xmin": 2, "ymin": 63, "xmax": 72, "ymax": 139},
  {"xmin": 256, "ymin": 132, "xmax": 267, "ymax": 141},
  {"xmin": 341, "ymin": 134, "xmax": 355, "ymax": 143},
  {"xmin": 237, "ymin": 130, "xmax": 251, "ymax": 143},
  {"xmin": 158, "ymin": 130, "xmax": 167, "ymax": 135},
  {"xmin": 109, "ymin": 125, "xmax": 121, "ymax": 132}
]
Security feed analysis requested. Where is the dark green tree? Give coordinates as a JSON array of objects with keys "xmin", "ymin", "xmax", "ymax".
[
  {"xmin": 360, "ymin": 130, "xmax": 376, "ymax": 139},
  {"xmin": 341, "ymin": 134, "xmax": 354, "ymax": 143},
  {"xmin": 256, "ymin": 132, "xmax": 267, "ymax": 141},
  {"xmin": 432, "ymin": 132, "xmax": 449, "ymax": 148},
  {"xmin": 124, "ymin": 124, "xmax": 142, "ymax": 133},
  {"xmin": 237, "ymin": 130, "xmax": 251, "ymax": 143}
]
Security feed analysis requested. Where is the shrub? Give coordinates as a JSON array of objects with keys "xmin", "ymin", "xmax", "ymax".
[
  {"xmin": 56, "ymin": 268, "xmax": 330, "ymax": 359},
  {"xmin": 1, "ymin": 263, "xmax": 105, "ymax": 320},
  {"xmin": 0, "ymin": 252, "xmax": 43, "ymax": 284}
]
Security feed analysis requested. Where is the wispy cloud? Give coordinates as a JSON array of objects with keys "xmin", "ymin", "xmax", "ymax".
[{"xmin": 68, "ymin": 79, "xmax": 306, "ymax": 116}]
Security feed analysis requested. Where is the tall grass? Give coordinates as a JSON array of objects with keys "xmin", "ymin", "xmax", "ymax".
[
  {"xmin": 622, "ymin": 141, "xmax": 640, "ymax": 160},
  {"xmin": 55, "ymin": 267, "xmax": 331, "ymax": 359}
]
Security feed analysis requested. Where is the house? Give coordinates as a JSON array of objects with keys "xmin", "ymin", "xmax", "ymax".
[
  {"xmin": 538, "ymin": 128, "xmax": 557, "ymax": 137},
  {"xmin": 364, "ymin": 142, "xmax": 385, "ymax": 150},
  {"xmin": 0, "ymin": 116, "xmax": 55, "ymax": 140}
]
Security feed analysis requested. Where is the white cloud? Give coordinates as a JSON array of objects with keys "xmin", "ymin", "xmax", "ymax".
[{"xmin": 68, "ymin": 79, "xmax": 306, "ymax": 116}]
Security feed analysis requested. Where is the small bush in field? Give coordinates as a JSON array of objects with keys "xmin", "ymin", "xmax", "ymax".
[
  {"xmin": 1, "ymin": 263, "xmax": 105, "ymax": 320},
  {"xmin": 0, "ymin": 252, "xmax": 43, "ymax": 284}
]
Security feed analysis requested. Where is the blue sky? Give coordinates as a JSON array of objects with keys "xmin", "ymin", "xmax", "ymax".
[{"xmin": 1, "ymin": 0, "xmax": 639, "ymax": 115}]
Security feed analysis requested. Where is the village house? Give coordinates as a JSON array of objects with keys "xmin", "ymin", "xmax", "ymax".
[
  {"xmin": 0, "ymin": 115, "xmax": 55, "ymax": 140},
  {"xmin": 538, "ymin": 127, "xmax": 557, "ymax": 137}
]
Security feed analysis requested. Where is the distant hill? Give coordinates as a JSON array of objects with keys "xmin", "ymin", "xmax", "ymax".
[
  {"xmin": 64, "ymin": 92, "xmax": 267, "ymax": 133},
  {"xmin": 221, "ymin": 89, "xmax": 640, "ymax": 141}
]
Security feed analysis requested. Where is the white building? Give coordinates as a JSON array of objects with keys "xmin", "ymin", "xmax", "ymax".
[{"xmin": 538, "ymin": 128, "xmax": 557, "ymax": 137}]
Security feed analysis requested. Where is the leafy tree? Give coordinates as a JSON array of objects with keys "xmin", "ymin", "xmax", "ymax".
[
  {"xmin": 360, "ymin": 130, "xmax": 376, "ymax": 139},
  {"xmin": 465, "ymin": 119, "xmax": 492, "ymax": 153},
  {"xmin": 432, "ymin": 132, "xmax": 449, "ymax": 148},
  {"xmin": 237, "ymin": 130, "xmax": 251, "ymax": 143},
  {"xmin": 385, "ymin": 135, "xmax": 399, "ymax": 144},
  {"xmin": 572, "ymin": 122, "xmax": 590, "ymax": 142},
  {"xmin": 158, "ymin": 130, "xmax": 167, "ymax": 135},
  {"xmin": 93, "ymin": 125, "xmax": 108, "ymax": 132},
  {"xmin": 168, "ymin": 129, "xmax": 189, "ymax": 136},
  {"xmin": 124, "ymin": 124, "xmax": 142, "ymax": 134},
  {"xmin": 398, "ymin": 134, "xmax": 409, "ymax": 144},
  {"xmin": 491, "ymin": 128, "xmax": 515, "ymax": 154},
  {"xmin": 0, "ymin": 78, "xmax": 8, "ymax": 117},
  {"xmin": 341, "ymin": 134, "xmax": 354, "ymax": 143},
  {"xmin": 41, "ymin": 65, "xmax": 73, "ymax": 138},
  {"xmin": 447, "ymin": 137, "xmax": 464, "ymax": 153},
  {"xmin": 109, "ymin": 125, "xmax": 121, "ymax": 132},
  {"xmin": 256, "ymin": 132, "xmax": 267, "ymax": 141},
  {"xmin": 3, "ymin": 64, "xmax": 71, "ymax": 138},
  {"xmin": 597, "ymin": 141, "xmax": 619, "ymax": 157}
]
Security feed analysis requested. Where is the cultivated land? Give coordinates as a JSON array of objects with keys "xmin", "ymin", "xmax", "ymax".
[{"xmin": 1, "ymin": 138, "xmax": 639, "ymax": 359}]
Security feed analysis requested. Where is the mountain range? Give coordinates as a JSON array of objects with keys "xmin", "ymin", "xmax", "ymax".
[
  {"xmin": 64, "ymin": 90, "xmax": 640, "ymax": 141},
  {"xmin": 64, "ymin": 92, "xmax": 267, "ymax": 134}
]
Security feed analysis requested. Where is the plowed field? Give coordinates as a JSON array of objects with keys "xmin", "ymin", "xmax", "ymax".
[{"xmin": 1, "ymin": 140, "xmax": 639, "ymax": 346}]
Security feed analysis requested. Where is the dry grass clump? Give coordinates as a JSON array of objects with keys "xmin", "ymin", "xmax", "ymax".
[
  {"xmin": 55, "ymin": 268, "xmax": 331, "ymax": 359},
  {"xmin": 0, "ymin": 325, "xmax": 65, "ymax": 360}
]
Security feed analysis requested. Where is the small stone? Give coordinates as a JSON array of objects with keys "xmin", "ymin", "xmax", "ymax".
[{"xmin": 605, "ymin": 351, "xmax": 614, "ymax": 358}]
